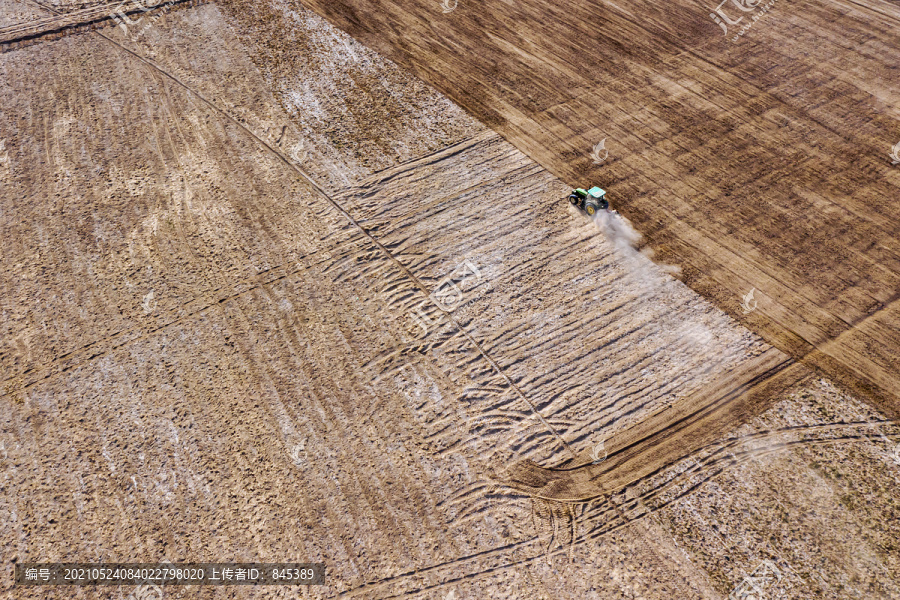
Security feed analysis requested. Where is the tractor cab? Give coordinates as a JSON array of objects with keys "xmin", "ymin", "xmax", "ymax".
[{"xmin": 568, "ymin": 186, "xmax": 609, "ymax": 215}]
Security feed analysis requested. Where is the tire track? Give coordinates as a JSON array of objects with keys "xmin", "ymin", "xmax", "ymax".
[
  {"xmin": 337, "ymin": 419, "xmax": 900, "ymax": 598},
  {"xmin": 296, "ymin": 0, "xmax": 900, "ymax": 425},
  {"xmin": 12, "ymin": 0, "xmax": 577, "ymax": 460},
  {"xmin": 0, "ymin": 0, "xmax": 207, "ymax": 49},
  {"xmin": 500, "ymin": 348, "xmax": 805, "ymax": 502},
  {"xmin": 341, "ymin": 144, "xmax": 763, "ymax": 466}
]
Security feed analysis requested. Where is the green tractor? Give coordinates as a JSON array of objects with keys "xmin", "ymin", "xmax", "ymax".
[{"xmin": 568, "ymin": 186, "xmax": 609, "ymax": 216}]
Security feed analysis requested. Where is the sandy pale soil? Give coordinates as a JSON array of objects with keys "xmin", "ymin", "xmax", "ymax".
[
  {"xmin": 0, "ymin": 0, "xmax": 42, "ymax": 28},
  {"xmin": 0, "ymin": 2, "xmax": 898, "ymax": 599}
]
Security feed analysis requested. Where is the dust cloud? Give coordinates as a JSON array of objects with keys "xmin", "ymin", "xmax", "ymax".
[{"xmin": 591, "ymin": 209, "xmax": 682, "ymax": 277}]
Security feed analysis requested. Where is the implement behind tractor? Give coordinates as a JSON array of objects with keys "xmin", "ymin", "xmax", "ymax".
[{"xmin": 568, "ymin": 186, "xmax": 609, "ymax": 215}]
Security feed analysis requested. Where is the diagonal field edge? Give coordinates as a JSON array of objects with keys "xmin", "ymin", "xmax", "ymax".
[{"xmin": 17, "ymin": 0, "xmax": 576, "ymax": 459}]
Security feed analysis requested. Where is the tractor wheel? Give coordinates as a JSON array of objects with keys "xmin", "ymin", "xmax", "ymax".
[
  {"xmin": 568, "ymin": 195, "xmax": 580, "ymax": 205},
  {"xmin": 584, "ymin": 201, "xmax": 599, "ymax": 216},
  {"xmin": 598, "ymin": 199, "xmax": 609, "ymax": 210}
]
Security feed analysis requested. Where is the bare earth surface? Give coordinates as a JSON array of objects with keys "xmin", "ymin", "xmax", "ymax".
[
  {"xmin": 0, "ymin": 2, "xmax": 898, "ymax": 599},
  {"xmin": 295, "ymin": 0, "xmax": 900, "ymax": 423}
]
